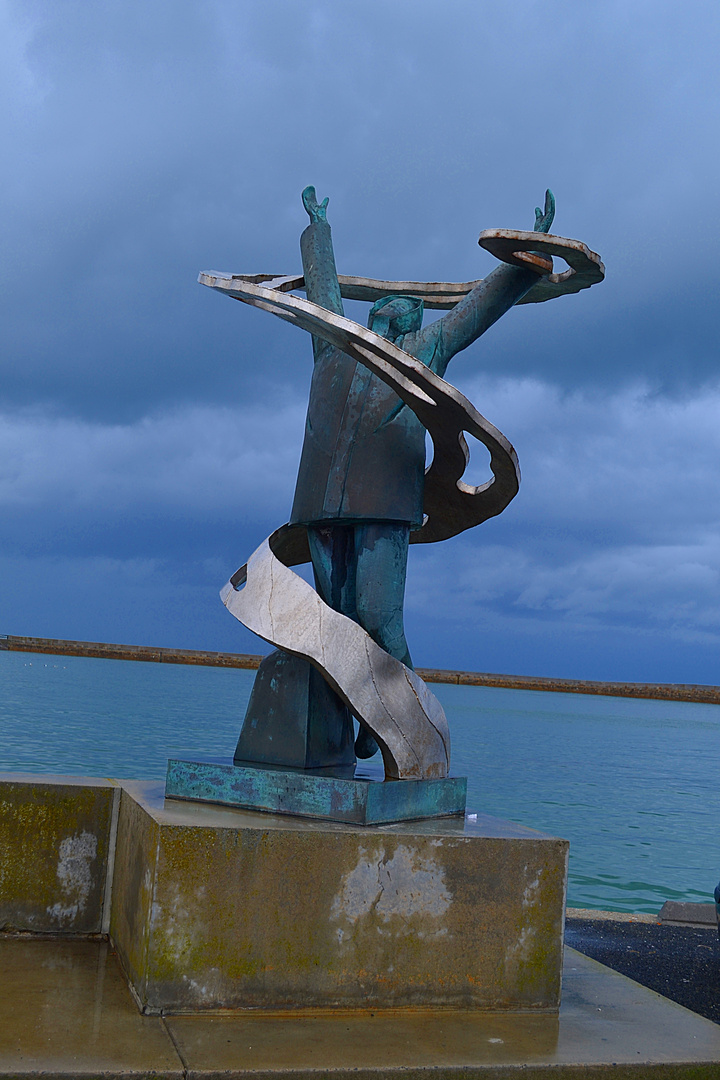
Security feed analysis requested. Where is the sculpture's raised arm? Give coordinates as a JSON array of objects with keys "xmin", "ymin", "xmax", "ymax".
[
  {"xmin": 409, "ymin": 191, "xmax": 556, "ymax": 378},
  {"xmin": 533, "ymin": 189, "xmax": 556, "ymax": 235},
  {"xmin": 299, "ymin": 186, "xmax": 344, "ymax": 363}
]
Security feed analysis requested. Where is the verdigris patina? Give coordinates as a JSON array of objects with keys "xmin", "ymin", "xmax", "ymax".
[{"xmin": 185, "ymin": 188, "xmax": 603, "ymax": 816}]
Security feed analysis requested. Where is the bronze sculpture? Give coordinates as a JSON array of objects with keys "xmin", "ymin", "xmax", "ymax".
[{"xmin": 199, "ymin": 188, "xmax": 604, "ymax": 786}]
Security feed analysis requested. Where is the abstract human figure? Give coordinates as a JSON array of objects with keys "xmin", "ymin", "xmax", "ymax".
[
  {"xmin": 201, "ymin": 190, "xmax": 602, "ymax": 778},
  {"xmin": 233, "ymin": 186, "xmax": 557, "ymax": 769}
]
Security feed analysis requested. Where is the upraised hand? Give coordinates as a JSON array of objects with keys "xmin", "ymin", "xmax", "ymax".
[
  {"xmin": 534, "ymin": 189, "xmax": 555, "ymax": 234},
  {"xmin": 302, "ymin": 185, "xmax": 329, "ymax": 224}
]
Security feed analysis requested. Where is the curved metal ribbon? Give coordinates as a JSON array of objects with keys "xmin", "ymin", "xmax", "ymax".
[
  {"xmin": 221, "ymin": 533, "xmax": 450, "ymax": 780},
  {"xmin": 214, "ymin": 229, "xmax": 604, "ymax": 310}
]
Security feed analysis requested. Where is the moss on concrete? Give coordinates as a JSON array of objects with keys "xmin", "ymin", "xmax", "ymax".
[
  {"xmin": 112, "ymin": 784, "xmax": 567, "ymax": 1013},
  {"xmin": 0, "ymin": 776, "xmax": 115, "ymax": 933}
]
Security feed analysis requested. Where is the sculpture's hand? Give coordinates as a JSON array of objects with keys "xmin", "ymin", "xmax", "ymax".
[
  {"xmin": 302, "ymin": 185, "xmax": 329, "ymax": 224},
  {"xmin": 534, "ymin": 189, "xmax": 555, "ymax": 234}
]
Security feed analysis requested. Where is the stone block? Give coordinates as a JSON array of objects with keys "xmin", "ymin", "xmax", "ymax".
[
  {"xmin": 0, "ymin": 773, "xmax": 118, "ymax": 934},
  {"xmin": 658, "ymin": 900, "xmax": 717, "ymax": 926},
  {"xmin": 110, "ymin": 780, "xmax": 568, "ymax": 1014}
]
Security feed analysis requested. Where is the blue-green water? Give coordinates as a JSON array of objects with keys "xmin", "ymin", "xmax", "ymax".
[{"xmin": 1, "ymin": 650, "xmax": 718, "ymax": 914}]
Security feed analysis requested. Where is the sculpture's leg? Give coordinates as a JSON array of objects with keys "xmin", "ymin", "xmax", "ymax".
[
  {"xmin": 306, "ymin": 525, "xmax": 359, "ymax": 624},
  {"xmin": 234, "ymin": 648, "xmax": 356, "ymax": 770},
  {"xmin": 307, "ymin": 522, "xmax": 412, "ymax": 759},
  {"xmin": 235, "ymin": 522, "xmax": 414, "ymax": 771},
  {"xmin": 353, "ymin": 522, "xmax": 413, "ymax": 668}
]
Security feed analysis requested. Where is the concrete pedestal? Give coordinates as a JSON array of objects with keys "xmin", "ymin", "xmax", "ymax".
[{"xmin": 110, "ymin": 780, "xmax": 568, "ymax": 1014}]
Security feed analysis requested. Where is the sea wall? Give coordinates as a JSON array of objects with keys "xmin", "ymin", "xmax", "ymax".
[{"xmin": 3, "ymin": 634, "xmax": 720, "ymax": 703}]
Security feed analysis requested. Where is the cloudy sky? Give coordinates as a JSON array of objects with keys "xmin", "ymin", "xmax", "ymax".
[{"xmin": 2, "ymin": 1, "xmax": 720, "ymax": 683}]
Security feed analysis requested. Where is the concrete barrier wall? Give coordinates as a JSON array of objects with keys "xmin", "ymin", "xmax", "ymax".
[
  {"xmin": 3, "ymin": 634, "xmax": 720, "ymax": 703},
  {"xmin": 0, "ymin": 774, "xmax": 119, "ymax": 934},
  {"xmin": 0, "ymin": 634, "xmax": 262, "ymax": 670}
]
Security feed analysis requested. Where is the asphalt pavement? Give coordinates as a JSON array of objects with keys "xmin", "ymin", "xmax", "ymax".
[{"xmin": 565, "ymin": 916, "xmax": 720, "ymax": 1024}]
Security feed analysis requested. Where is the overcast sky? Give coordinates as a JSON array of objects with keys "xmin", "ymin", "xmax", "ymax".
[{"xmin": 2, "ymin": 1, "xmax": 720, "ymax": 683}]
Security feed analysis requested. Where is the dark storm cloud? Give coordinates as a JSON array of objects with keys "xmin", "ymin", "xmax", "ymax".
[
  {"xmin": 3, "ymin": 1, "xmax": 720, "ymax": 681},
  {"xmin": 2, "ymin": 0, "xmax": 720, "ymax": 423},
  {"xmin": 407, "ymin": 375, "xmax": 720, "ymax": 681},
  {"xmin": 4, "ymin": 374, "xmax": 720, "ymax": 678}
]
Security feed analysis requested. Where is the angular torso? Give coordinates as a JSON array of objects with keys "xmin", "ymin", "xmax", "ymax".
[{"xmin": 290, "ymin": 346, "xmax": 427, "ymax": 527}]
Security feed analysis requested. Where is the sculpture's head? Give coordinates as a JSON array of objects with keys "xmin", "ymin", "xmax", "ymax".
[{"xmin": 367, "ymin": 295, "xmax": 424, "ymax": 341}]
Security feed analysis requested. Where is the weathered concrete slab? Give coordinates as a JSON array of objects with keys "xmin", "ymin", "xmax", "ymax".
[
  {"xmin": 4, "ymin": 936, "xmax": 719, "ymax": 1078},
  {"xmin": 0, "ymin": 773, "xmax": 118, "ymax": 934},
  {"xmin": 111, "ymin": 780, "xmax": 567, "ymax": 1014},
  {"xmin": 109, "ymin": 782, "xmax": 161, "ymax": 1006},
  {"xmin": 166, "ymin": 757, "xmax": 467, "ymax": 824},
  {"xmin": 659, "ymin": 900, "xmax": 717, "ymax": 926},
  {"xmin": 0, "ymin": 937, "xmax": 182, "ymax": 1078},
  {"xmin": 566, "ymin": 907, "xmax": 659, "ymax": 923},
  {"xmin": 169, "ymin": 951, "xmax": 720, "ymax": 1075}
]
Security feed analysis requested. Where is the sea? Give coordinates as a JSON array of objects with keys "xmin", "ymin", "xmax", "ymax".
[{"xmin": 1, "ymin": 649, "xmax": 718, "ymax": 915}]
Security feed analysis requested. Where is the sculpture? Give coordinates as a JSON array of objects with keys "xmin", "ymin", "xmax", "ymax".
[{"xmin": 199, "ymin": 189, "xmax": 603, "ymax": 787}]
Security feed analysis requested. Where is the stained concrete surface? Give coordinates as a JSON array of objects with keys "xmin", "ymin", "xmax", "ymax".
[
  {"xmin": 3, "ymin": 937, "xmax": 720, "ymax": 1077},
  {"xmin": 110, "ymin": 781, "xmax": 567, "ymax": 1013},
  {"xmin": 0, "ymin": 937, "xmax": 181, "ymax": 1077},
  {"xmin": 0, "ymin": 774, "xmax": 567, "ymax": 1014},
  {"xmin": 658, "ymin": 901, "xmax": 717, "ymax": 927},
  {"xmin": 0, "ymin": 774, "xmax": 118, "ymax": 934}
]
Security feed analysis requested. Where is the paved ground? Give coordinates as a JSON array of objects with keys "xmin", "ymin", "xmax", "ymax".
[
  {"xmin": 565, "ymin": 917, "xmax": 720, "ymax": 1024},
  {"xmin": 4, "ymin": 937, "xmax": 720, "ymax": 1077}
]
